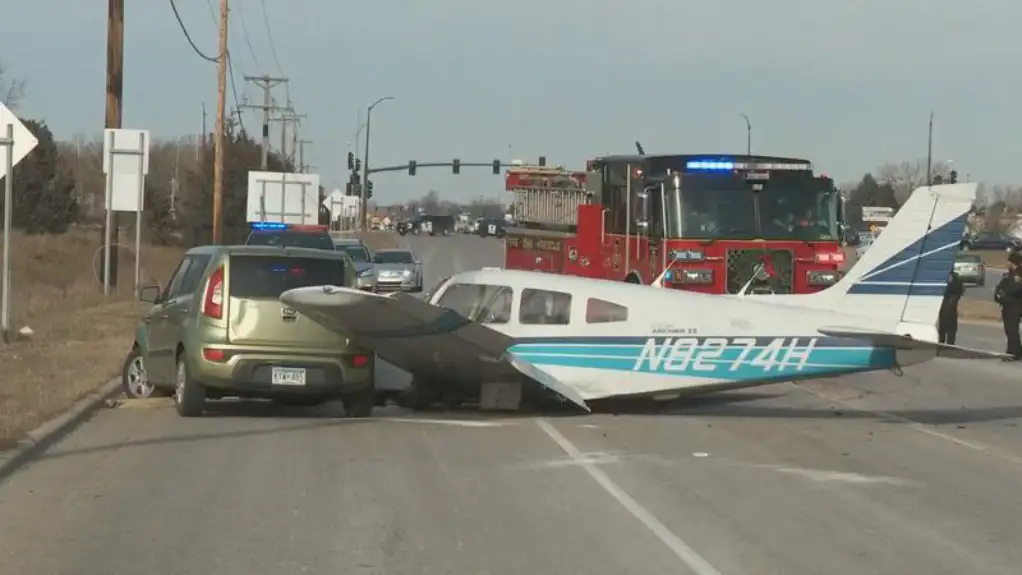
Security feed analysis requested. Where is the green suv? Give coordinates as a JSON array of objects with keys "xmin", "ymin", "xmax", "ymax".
[{"xmin": 135, "ymin": 245, "xmax": 375, "ymax": 417}]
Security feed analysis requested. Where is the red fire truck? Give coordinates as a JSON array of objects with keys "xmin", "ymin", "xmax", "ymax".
[{"xmin": 504, "ymin": 154, "xmax": 846, "ymax": 294}]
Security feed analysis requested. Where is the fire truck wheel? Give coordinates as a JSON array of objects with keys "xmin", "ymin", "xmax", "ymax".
[{"xmin": 624, "ymin": 272, "xmax": 642, "ymax": 284}]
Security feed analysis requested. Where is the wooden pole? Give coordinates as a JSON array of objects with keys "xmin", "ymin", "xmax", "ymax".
[
  {"xmin": 103, "ymin": 0, "xmax": 124, "ymax": 286},
  {"xmin": 212, "ymin": 0, "xmax": 229, "ymax": 243}
]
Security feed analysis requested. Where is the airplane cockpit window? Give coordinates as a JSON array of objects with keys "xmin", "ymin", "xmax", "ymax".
[
  {"xmin": 585, "ymin": 298, "xmax": 628, "ymax": 323},
  {"xmin": 435, "ymin": 283, "xmax": 513, "ymax": 323},
  {"xmin": 479, "ymin": 286, "xmax": 513, "ymax": 324},
  {"xmin": 519, "ymin": 288, "xmax": 571, "ymax": 325}
]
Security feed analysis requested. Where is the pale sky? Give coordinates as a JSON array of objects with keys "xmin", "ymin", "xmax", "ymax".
[{"xmin": 2, "ymin": 0, "xmax": 1019, "ymax": 202}]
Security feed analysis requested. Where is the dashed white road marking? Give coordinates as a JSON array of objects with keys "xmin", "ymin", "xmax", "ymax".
[
  {"xmin": 535, "ymin": 419, "xmax": 722, "ymax": 575},
  {"xmin": 789, "ymin": 382, "xmax": 1022, "ymax": 468}
]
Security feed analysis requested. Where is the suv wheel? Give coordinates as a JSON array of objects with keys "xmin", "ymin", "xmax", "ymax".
[
  {"xmin": 341, "ymin": 386, "xmax": 375, "ymax": 418},
  {"xmin": 122, "ymin": 347, "xmax": 156, "ymax": 398},
  {"xmin": 174, "ymin": 355, "xmax": 206, "ymax": 417}
]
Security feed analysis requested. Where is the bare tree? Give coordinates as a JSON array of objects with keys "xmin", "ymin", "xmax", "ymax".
[
  {"xmin": 876, "ymin": 159, "xmax": 951, "ymax": 205},
  {"xmin": 0, "ymin": 61, "xmax": 27, "ymax": 108}
]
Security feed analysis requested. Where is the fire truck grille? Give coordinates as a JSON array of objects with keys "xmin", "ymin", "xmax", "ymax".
[{"xmin": 725, "ymin": 248, "xmax": 794, "ymax": 294}]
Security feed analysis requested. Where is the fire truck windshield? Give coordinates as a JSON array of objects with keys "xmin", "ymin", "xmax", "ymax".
[{"xmin": 659, "ymin": 171, "xmax": 839, "ymax": 241}]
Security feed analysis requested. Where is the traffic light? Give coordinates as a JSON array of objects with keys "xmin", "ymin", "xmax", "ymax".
[
  {"xmin": 345, "ymin": 182, "xmax": 353, "ymax": 196},
  {"xmin": 366, "ymin": 180, "xmax": 374, "ymax": 198},
  {"xmin": 949, "ymin": 169, "xmax": 958, "ymax": 184},
  {"xmin": 492, "ymin": 159, "xmax": 500, "ymax": 174},
  {"xmin": 347, "ymin": 151, "xmax": 354, "ymax": 170},
  {"xmin": 452, "ymin": 158, "xmax": 460, "ymax": 174},
  {"xmin": 408, "ymin": 160, "xmax": 416, "ymax": 175},
  {"xmin": 538, "ymin": 156, "xmax": 546, "ymax": 167},
  {"xmin": 354, "ymin": 158, "xmax": 361, "ymax": 172}
]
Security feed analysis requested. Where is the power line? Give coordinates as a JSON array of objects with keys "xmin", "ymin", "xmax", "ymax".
[
  {"xmin": 227, "ymin": 53, "xmax": 247, "ymax": 136},
  {"xmin": 258, "ymin": 0, "xmax": 289, "ymax": 103},
  {"xmin": 168, "ymin": 0, "xmax": 218, "ymax": 63},
  {"xmin": 233, "ymin": 2, "xmax": 262, "ymax": 70},
  {"xmin": 257, "ymin": 0, "xmax": 284, "ymax": 75},
  {"xmin": 200, "ymin": 0, "xmax": 246, "ymax": 136}
]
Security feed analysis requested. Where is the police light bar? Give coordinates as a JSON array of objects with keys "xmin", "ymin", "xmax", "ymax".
[
  {"xmin": 251, "ymin": 222, "xmax": 287, "ymax": 230},
  {"xmin": 685, "ymin": 159, "xmax": 812, "ymax": 172},
  {"xmin": 250, "ymin": 222, "xmax": 328, "ymax": 232}
]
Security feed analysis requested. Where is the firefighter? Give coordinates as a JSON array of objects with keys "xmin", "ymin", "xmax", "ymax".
[
  {"xmin": 994, "ymin": 251, "xmax": 1022, "ymax": 360},
  {"xmin": 938, "ymin": 270, "xmax": 964, "ymax": 345}
]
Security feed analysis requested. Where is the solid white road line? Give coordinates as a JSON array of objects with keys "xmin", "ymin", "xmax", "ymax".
[{"xmin": 535, "ymin": 419, "xmax": 722, "ymax": 575}]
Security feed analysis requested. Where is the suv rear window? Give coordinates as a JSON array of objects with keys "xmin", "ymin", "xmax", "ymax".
[
  {"xmin": 229, "ymin": 255, "xmax": 346, "ymax": 298},
  {"xmin": 246, "ymin": 231, "xmax": 334, "ymax": 251}
]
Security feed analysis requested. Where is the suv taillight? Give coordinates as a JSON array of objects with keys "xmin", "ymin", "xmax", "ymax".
[{"xmin": 202, "ymin": 266, "xmax": 224, "ymax": 319}]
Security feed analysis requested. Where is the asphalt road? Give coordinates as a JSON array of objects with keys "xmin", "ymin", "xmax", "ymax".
[{"xmin": 1, "ymin": 234, "xmax": 1021, "ymax": 574}]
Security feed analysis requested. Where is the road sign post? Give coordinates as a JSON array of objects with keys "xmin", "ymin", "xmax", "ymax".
[
  {"xmin": 102, "ymin": 128, "xmax": 150, "ymax": 296},
  {"xmin": 0, "ymin": 103, "xmax": 40, "ymax": 343},
  {"xmin": 1, "ymin": 124, "xmax": 12, "ymax": 343}
]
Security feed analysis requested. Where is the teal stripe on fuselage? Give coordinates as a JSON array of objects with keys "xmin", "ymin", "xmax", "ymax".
[{"xmin": 507, "ymin": 339, "xmax": 897, "ymax": 381}]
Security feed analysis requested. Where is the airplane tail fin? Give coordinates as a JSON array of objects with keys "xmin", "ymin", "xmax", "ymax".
[{"xmin": 807, "ymin": 183, "xmax": 976, "ymax": 330}]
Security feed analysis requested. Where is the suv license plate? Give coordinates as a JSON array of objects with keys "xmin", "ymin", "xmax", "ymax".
[{"xmin": 271, "ymin": 367, "xmax": 306, "ymax": 386}]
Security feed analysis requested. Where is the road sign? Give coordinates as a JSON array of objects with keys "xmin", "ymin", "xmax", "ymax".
[
  {"xmin": 322, "ymin": 188, "xmax": 345, "ymax": 209},
  {"xmin": 102, "ymin": 129, "xmax": 150, "ymax": 212},
  {"xmin": 0, "ymin": 102, "xmax": 38, "ymax": 182},
  {"xmin": 246, "ymin": 171, "xmax": 320, "ymax": 224},
  {"xmin": 1, "ymin": 103, "xmax": 40, "ymax": 343}
]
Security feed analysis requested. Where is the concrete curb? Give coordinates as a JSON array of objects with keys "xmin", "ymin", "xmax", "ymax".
[{"xmin": 0, "ymin": 378, "xmax": 122, "ymax": 483}]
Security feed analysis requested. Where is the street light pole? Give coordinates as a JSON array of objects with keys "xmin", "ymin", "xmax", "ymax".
[
  {"xmin": 361, "ymin": 96, "xmax": 394, "ymax": 230},
  {"xmin": 740, "ymin": 114, "xmax": 751, "ymax": 155}
]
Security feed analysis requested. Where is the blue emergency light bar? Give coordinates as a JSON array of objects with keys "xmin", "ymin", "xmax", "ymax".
[
  {"xmin": 685, "ymin": 159, "xmax": 812, "ymax": 172},
  {"xmin": 251, "ymin": 222, "xmax": 288, "ymax": 230}
]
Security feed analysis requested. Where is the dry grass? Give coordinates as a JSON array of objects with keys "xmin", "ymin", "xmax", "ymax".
[{"xmin": 0, "ymin": 228, "xmax": 183, "ymax": 448}]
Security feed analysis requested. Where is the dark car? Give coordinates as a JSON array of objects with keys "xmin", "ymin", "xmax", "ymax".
[
  {"xmin": 245, "ymin": 223, "xmax": 335, "ymax": 250},
  {"xmin": 962, "ymin": 232, "xmax": 1022, "ymax": 251},
  {"xmin": 477, "ymin": 217, "xmax": 507, "ymax": 238},
  {"xmin": 419, "ymin": 214, "xmax": 455, "ymax": 236}
]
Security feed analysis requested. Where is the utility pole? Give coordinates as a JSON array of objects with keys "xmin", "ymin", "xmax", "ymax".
[
  {"xmin": 926, "ymin": 111, "xmax": 934, "ymax": 186},
  {"xmin": 171, "ymin": 140, "xmax": 180, "ymax": 217},
  {"xmin": 298, "ymin": 139, "xmax": 312, "ymax": 172},
  {"xmin": 740, "ymin": 114, "xmax": 751, "ymax": 155},
  {"xmin": 211, "ymin": 0, "xmax": 229, "ymax": 244},
  {"xmin": 362, "ymin": 96, "xmax": 395, "ymax": 230},
  {"xmin": 272, "ymin": 109, "xmax": 305, "ymax": 170},
  {"xmin": 103, "ymin": 0, "xmax": 124, "ymax": 289},
  {"xmin": 200, "ymin": 103, "xmax": 207, "ymax": 161},
  {"xmin": 241, "ymin": 75, "xmax": 287, "ymax": 169}
]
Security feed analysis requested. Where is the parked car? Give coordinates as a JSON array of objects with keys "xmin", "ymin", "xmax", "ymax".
[
  {"xmin": 132, "ymin": 245, "xmax": 375, "ymax": 417},
  {"xmin": 953, "ymin": 253, "xmax": 985, "ymax": 286},
  {"xmin": 371, "ymin": 248, "xmax": 423, "ymax": 292},
  {"xmin": 962, "ymin": 232, "xmax": 1022, "ymax": 251},
  {"xmin": 332, "ymin": 237, "xmax": 377, "ymax": 292}
]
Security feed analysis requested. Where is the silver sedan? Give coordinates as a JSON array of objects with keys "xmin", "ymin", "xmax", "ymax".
[{"xmin": 371, "ymin": 248, "xmax": 423, "ymax": 292}]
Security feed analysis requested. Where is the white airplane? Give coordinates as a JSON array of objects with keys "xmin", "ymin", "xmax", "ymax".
[{"xmin": 280, "ymin": 182, "xmax": 1007, "ymax": 413}]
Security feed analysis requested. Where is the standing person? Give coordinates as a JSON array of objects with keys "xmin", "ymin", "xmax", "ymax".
[
  {"xmin": 994, "ymin": 251, "xmax": 1022, "ymax": 360},
  {"xmin": 938, "ymin": 271, "xmax": 964, "ymax": 344}
]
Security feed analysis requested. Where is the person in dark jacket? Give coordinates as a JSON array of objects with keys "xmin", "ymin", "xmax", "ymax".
[
  {"xmin": 995, "ymin": 251, "xmax": 1022, "ymax": 360},
  {"xmin": 938, "ymin": 271, "xmax": 964, "ymax": 345}
]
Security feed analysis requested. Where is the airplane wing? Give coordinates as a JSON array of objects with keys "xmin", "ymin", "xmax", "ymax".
[
  {"xmin": 279, "ymin": 285, "xmax": 590, "ymax": 411},
  {"xmin": 817, "ymin": 327, "xmax": 1012, "ymax": 360}
]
